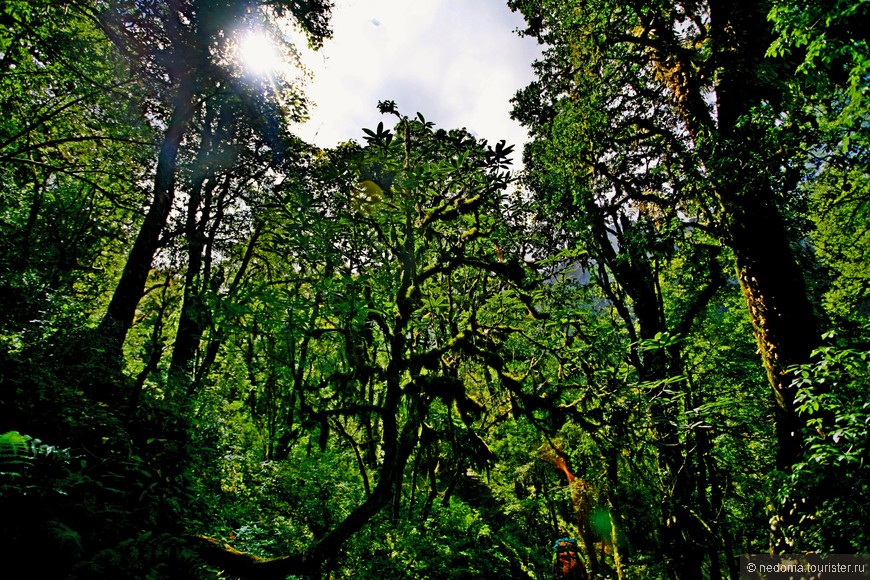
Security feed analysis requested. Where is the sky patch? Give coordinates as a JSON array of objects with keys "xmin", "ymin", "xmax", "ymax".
[{"xmin": 292, "ymin": 0, "xmax": 541, "ymax": 154}]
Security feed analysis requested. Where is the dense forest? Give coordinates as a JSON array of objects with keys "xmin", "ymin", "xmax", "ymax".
[{"xmin": 1, "ymin": 1, "xmax": 868, "ymax": 578}]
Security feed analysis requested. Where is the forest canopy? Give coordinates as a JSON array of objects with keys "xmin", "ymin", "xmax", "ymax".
[{"xmin": 1, "ymin": 1, "xmax": 868, "ymax": 579}]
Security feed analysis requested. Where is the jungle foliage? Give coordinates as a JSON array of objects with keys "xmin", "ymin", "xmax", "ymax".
[{"xmin": 0, "ymin": 1, "xmax": 867, "ymax": 579}]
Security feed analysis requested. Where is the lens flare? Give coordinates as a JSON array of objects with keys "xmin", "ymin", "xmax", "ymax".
[{"xmin": 237, "ymin": 31, "xmax": 283, "ymax": 76}]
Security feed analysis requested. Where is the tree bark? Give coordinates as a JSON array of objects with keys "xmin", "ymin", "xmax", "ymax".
[
  {"xmin": 167, "ymin": 103, "xmax": 219, "ymax": 387},
  {"xmin": 722, "ymin": 185, "xmax": 816, "ymax": 469},
  {"xmin": 706, "ymin": 0, "xmax": 819, "ymax": 471},
  {"xmin": 98, "ymin": 78, "xmax": 197, "ymax": 353},
  {"xmin": 647, "ymin": 0, "xmax": 819, "ymax": 471}
]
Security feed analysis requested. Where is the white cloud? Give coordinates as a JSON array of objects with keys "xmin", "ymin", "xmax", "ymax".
[{"xmin": 291, "ymin": 0, "xmax": 541, "ymax": 154}]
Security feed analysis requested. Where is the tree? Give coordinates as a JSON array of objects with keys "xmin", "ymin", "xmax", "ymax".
[
  {"xmin": 0, "ymin": 1, "xmax": 153, "ymax": 337},
  {"xmin": 191, "ymin": 105, "xmax": 532, "ymax": 577},
  {"xmin": 509, "ymin": 0, "xmax": 831, "ymax": 556},
  {"xmin": 768, "ymin": 0, "xmax": 870, "ymax": 550},
  {"xmin": 91, "ymin": 0, "xmax": 332, "ymax": 357}
]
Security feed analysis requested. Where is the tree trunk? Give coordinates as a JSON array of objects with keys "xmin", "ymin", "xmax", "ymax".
[
  {"xmin": 706, "ymin": 0, "xmax": 819, "ymax": 472},
  {"xmin": 167, "ymin": 102, "xmax": 219, "ymax": 388},
  {"xmin": 724, "ymin": 188, "xmax": 816, "ymax": 469},
  {"xmin": 192, "ymin": 220, "xmax": 265, "ymax": 391},
  {"xmin": 636, "ymin": 0, "xmax": 822, "ymax": 551},
  {"xmin": 649, "ymin": 0, "xmax": 819, "ymax": 472},
  {"xmin": 596, "ymin": 212, "xmax": 707, "ymax": 580},
  {"xmin": 98, "ymin": 79, "xmax": 197, "ymax": 353}
]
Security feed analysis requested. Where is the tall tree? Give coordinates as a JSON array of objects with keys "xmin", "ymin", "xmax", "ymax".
[
  {"xmin": 194, "ymin": 105, "xmax": 529, "ymax": 577},
  {"xmin": 509, "ymin": 0, "xmax": 826, "ymax": 554},
  {"xmin": 91, "ymin": 0, "xmax": 332, "ymax": 355}
]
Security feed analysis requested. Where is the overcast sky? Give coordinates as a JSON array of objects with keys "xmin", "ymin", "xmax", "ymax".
[{"xmin": 290, "ymin": 0, "xmax": 542, "ymax": 154}]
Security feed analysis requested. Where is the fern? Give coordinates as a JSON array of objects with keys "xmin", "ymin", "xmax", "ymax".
[{"xmin": 0, "ymin": 430, "xmax": 35, "ymax": 472}]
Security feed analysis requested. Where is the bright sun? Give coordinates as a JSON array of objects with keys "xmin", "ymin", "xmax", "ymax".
[{"xmin": 237, "ymin": 31, "xmax": 284, "ymax": 76}]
